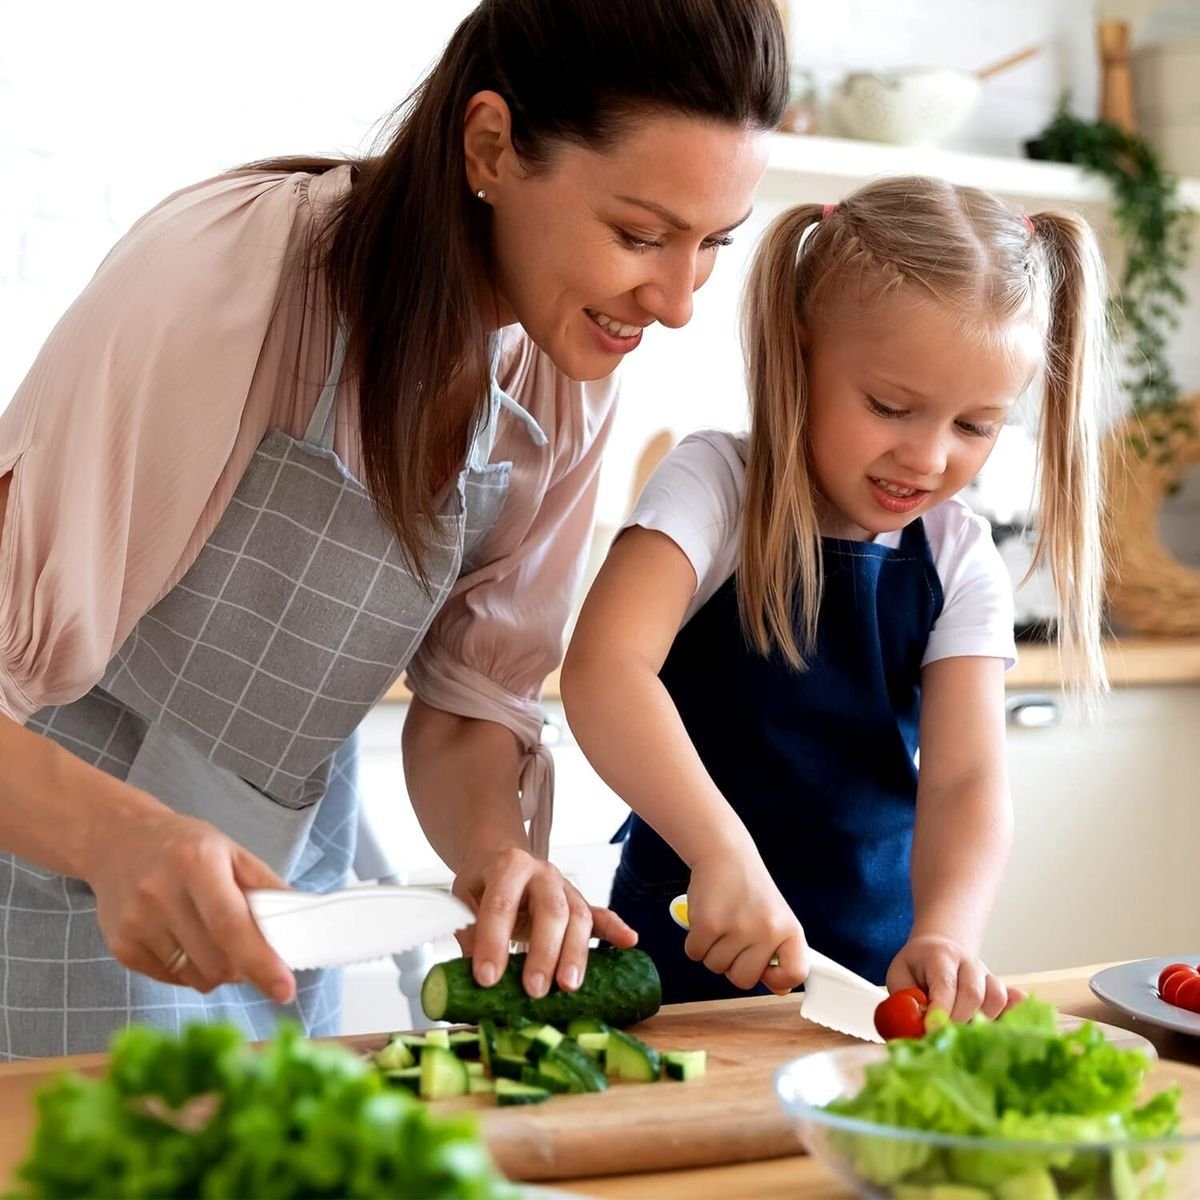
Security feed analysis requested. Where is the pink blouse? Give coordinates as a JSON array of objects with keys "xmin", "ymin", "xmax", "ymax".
[{"xmin": 0, "ymin": 168, "xmax": 618, "ymax": 801}]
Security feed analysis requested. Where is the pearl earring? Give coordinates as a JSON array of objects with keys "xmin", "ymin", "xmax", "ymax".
[{"xmin": 475, "ymin": 188, "xmax": 487, "ymax": 200}]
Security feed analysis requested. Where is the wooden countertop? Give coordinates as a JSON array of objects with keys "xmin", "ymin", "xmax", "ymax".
[
  {"xmin": 381, "ymin": 637, "xmax": 1200, "ymax": 703},
  {"xmin": 1006, "ymin": 636, "xmax": 1200, "ymax": 690},
  {"xmin": 0, "ymin": 963, "xmax": 1192, "ymax": 1198}
]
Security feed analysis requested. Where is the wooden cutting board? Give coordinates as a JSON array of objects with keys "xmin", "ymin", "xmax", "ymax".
[
  {"xmin": 0, "ymin": 991, "xmax": 1161, "ymax": 1187},
  {"xmin": 347, "ymin": 992, "xmax": 834, "ymax": 1181}
]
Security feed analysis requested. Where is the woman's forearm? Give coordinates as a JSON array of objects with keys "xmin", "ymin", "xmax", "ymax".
[
  {"xmin": 561, "ymin": 646, "xmax": 755, "ymax": 868},
  {"xmin": 908, "ymin": 777, "xmax": 1013, "ymax": 952},
  {"xmin": 0, "ymin": 710, "xmax": 164, "ymax": 880},
  {"xmin": 402, "ymin": 697, "xmax": 529, "ymax": 872}
]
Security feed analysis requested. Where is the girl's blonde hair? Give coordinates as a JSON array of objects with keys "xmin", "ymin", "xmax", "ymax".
[{"xmin": 740, "ymin": 175, "xmax": 1111, "ymax": 691}]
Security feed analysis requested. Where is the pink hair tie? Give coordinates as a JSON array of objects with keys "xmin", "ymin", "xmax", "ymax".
[
  {"xmin": 822, "ymin": 202, "xmax": 837, "ymax": 219},
  {"xmin": 1022, "ymin": 214, "xmax": 1035, "ymax": 235}
]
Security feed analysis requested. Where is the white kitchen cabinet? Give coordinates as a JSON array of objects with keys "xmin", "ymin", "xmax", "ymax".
[
  {"xmin": 983, "ymin": 684, "xmax": 1200, "ymax": 975},
  {"xmin": 353, "ymin": 699, "xmax": 628, "ymax": 900}
]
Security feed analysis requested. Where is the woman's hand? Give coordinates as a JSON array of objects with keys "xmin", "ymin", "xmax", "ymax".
[
  {"xmin": 84, "ymin": 803, "xmax": 297, "ymax": 1004},
  {"xmin": 886, "ymin": 933, "xmax": 1025, "ymax": 1022},
  {"xmin": 452, "ymin": 846, "xmax": 637, "ymax": 997},
  {"xmin": 685, "ymin": 852, "xmax": 808, "ymax": 995}
]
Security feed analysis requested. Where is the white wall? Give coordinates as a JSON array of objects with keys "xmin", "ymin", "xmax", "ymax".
[
  {"xmin": 4, "ymin": 0, "xmax": 1198, "ymax": 560},
  {"xmin": 0, "ymin": 8, "xmax": 1169, "ymax": 429},
  {"xmin": 0, "ymin": 0, "xmax": 477, "ymax": 404}
]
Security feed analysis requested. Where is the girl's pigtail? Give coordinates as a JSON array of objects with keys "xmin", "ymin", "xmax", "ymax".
[
  {"xmin": 1028, "ymin": 211, "xmax": 1113, "ymax": 696},
  {"xmin": 740, "ymin": 204, "xmax": 826, "ymax": 667}
]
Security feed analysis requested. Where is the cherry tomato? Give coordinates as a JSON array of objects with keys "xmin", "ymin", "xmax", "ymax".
[
  {"xmin": 1159, "ymin": 967, "xmax": 1196, "ymax": 1001},
  {"xmin": 874, "ymin": 986, "xmax": 929, "ymax": 1041},
  {"xmin": 1163, "ymin": 969, "xmax": 1198, "ymax": 1006},
  {"xmin": 1158, "ymin": 963, "xmax": 1195, "ymax": 994},
  {"xmin": 1174, "ymin": 975, "xmax": 1200, "ymax": 1014}
]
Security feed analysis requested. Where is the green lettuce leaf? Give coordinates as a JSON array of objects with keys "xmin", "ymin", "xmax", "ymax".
[
  {"xmin": 14, "ymin": 1021, "xmax": 518, "ymax": 1199},
  {"xmin": 824, "ymin": 997, "xmax": 1183, "ymax": 1198}
]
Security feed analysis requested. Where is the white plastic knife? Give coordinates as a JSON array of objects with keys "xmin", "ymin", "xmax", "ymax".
[
  {"xmin": 248, "ymin": 884, "xmax": 475, "ymax": 971},
  {"xmin": 668, "ymin": 894, "xmax": 885, "ymax": 1042}
]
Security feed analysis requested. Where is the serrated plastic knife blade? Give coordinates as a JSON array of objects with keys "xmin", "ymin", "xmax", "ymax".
[
  {"xmin": 800, "ymin": 949, "xmax": 887, "ymax": 1043},
  {"xmin": 247, "ymin": 885, "xmax": 475, "ymax": 971}
]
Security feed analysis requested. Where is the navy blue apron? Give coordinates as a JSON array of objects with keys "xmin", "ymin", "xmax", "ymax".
[{"xmin": 609, "ymin": 518, "xmax": 944, "ymax": 1003}]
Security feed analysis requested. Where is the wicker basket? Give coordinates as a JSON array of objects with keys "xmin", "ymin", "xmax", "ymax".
[{"xmin": 1104, "ymin": 393, "xmax": 1200, "ymax": 635}]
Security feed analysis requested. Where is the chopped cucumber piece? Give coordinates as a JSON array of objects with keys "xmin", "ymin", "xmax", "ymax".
[
  {"xmin": 495, "ymin": 1078, "xmax": 551, "ymax": 1106},
  {"xmin": 373, "ymin": 1039, "xmax": 416, "ymax": 1071},
  {"xmin": 520, "ymin": 1064, "xmax": 574, "ymax": 1094},
  {"xmin": 381, "ymin": 1066, "xmax": 422, "ymax": 1092},
  {"xmin": 468, "ymin": 1076, "xmax": 495, "ymax": 1095},
  {"xmin": 478, "ymin": 1019, "xmax": 497, "ymax": 1075},
  {"xmin": 662, "ymin": 1050, "xmax": 707, "ymax": 1081},
  {"xmin": 424, "ymin": 1028, "xmax": 450, "ymax": 1049},
  {"xmin": 491, "ymin": 1054, "xmax": 529, "ymax": 1081},
  {"xmin": 448, "ymin": 1030, "xmax": 481, "ymax": 1059},
  {"xmin": 605, "ymin": 1029, "xmax": 661, "ymax": 1082},
  {"xmin": 387, "ymin": 1033, "xmax": 431, "ymax": 1061},
  {"xmin": 524, "ymin": 1023, "xmax": 565, "ymax": 1061},
  {"xmin": 566, "ymin": 1016, "xmax": 608, "ymax": 1038},
  {"xmin": 546, "ymin": 1041, "xmax": 607, "ymax": 1092},
  {"xmin": 418, "ymin": 1044, "xmax": 469, "ymax": 1100},
  {"xmin": 494, "ymin": 1029, "xmax": 533, "ymax": 1059},
  {"xmin": 465, "ymin": 1061, "xmax": 485, "ymax": 1077},
  {"xmin": 575, "ymin": 1031, "xmax": 609, "ymax": 1061}
]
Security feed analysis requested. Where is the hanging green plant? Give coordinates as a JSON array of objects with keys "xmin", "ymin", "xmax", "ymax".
[{"xmin": 1026, "ymin": 96, "xmax": 1194, "ymax": 469}]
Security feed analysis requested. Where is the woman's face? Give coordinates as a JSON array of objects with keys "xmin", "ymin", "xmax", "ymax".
[{"xmin": 477, "ymin": 109, "xmax": 770, "ymax": 382}]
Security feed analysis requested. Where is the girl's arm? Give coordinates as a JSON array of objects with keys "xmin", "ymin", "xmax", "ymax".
[
  {"xmin": 895, "ymin": 654, "xmax": 1015, "ymax": 1018},
  {"xmin": 562, "ymin": 526, "xmax": 807, "ymax": 993}
]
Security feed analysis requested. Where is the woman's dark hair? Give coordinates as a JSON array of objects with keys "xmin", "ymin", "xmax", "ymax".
[{"xmin": 252, "ymin": 0, "xmax": 787, "ymax": 584}]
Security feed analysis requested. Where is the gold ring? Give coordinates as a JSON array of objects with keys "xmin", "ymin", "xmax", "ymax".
[{"xmin": 165, "ymin": 946, "xmax": 189, "ymax": 975}]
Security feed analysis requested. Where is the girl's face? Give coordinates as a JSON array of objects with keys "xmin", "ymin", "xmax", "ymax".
[
  {"xmin": 803, "ymin": 289, "xmax": 1041, "ymax": 541},
  {"xmin": 480, "ymin": 111, "xmax": 769, "ymax": 382}
]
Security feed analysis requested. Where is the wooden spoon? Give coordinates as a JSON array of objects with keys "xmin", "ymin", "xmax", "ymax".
[{"xmin": 975, "ymin": 45, "xmax": 1040, "ymax": 81}]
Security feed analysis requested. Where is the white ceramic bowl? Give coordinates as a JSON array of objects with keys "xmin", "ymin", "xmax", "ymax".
[{"xmin": 826, "ymin": 68, "xmax": 981, "ymax": 146}]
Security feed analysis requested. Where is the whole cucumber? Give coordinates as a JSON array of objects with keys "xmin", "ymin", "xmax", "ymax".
[{"xmin": 421, "ymin": 947, "xmax": 661, "ymax": 1028}]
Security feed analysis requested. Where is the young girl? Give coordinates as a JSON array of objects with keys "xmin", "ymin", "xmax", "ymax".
[{"xmin": 561, "ymin": 175, "xmax": 1110, "ymax": 1018}]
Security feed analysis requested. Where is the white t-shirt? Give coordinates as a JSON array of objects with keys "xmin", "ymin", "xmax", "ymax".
[{"xmin": 623, "ymin": 430, "xmax": 1017, "ymax": 669}]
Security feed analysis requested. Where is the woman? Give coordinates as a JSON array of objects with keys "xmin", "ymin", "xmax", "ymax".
[{"xmin": 0, "ymin": 0, "xmax": 787, "ymax": 1057}]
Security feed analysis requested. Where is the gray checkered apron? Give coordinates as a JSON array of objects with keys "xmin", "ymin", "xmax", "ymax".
[{"xmin": 0, "ymin": 331, "xmax": 533, "ymax": 1058}]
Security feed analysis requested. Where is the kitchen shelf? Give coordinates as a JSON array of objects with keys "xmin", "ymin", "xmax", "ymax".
[{"xmin": 759, "ymin": 131, "xmax": 1200, "ymax": 210}]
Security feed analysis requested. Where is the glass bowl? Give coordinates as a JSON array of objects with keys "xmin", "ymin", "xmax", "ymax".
[{"xmin": 775, "ymin": 1043, "xmax": 1200, "ymax": 1198}]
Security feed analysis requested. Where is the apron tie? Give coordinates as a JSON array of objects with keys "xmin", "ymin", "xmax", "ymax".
[
  {"xmin": 404, "ymin": 652, "xmax": 554, "ymax": 863},
  {"xmin": 519, "ymin": 740, "xmax": 555, "ymax": 860}
]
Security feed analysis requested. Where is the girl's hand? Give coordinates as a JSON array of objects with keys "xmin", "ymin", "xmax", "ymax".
[
  {"xmin": 685, "ymin": 852, "xmax": 808, "ymax": 994},
  {"xmin": 886, "ymin": 933, "xmax": 1025, "ymax": 1022},
  {"xmin": 452, "ymin": 847, "xmax": 638, "ymax": 998},
  {"xmin": 85, "ymin": 804, "xmax": 297, "ymax": 1004}
]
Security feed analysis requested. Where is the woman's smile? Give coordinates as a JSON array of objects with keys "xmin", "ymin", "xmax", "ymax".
[{"xmin": 584, "ymin": 307, "xmax": 649, "ymax": 354}]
